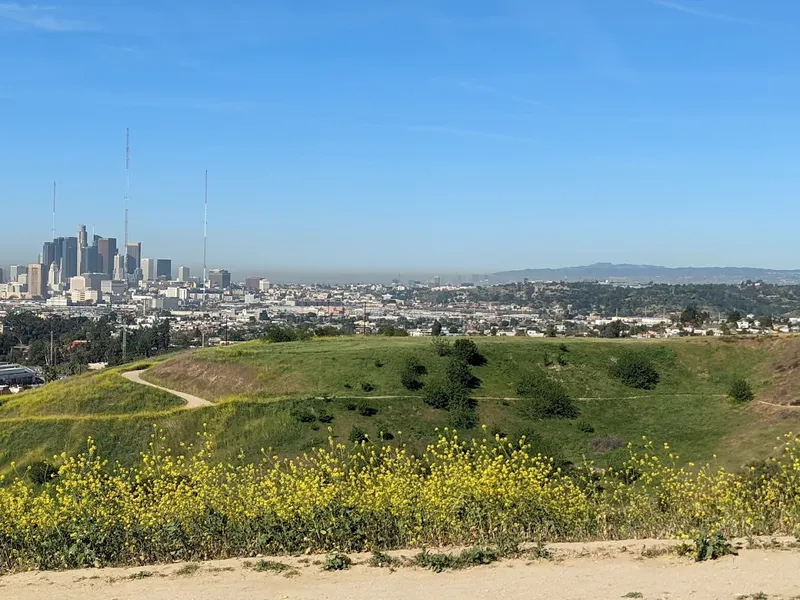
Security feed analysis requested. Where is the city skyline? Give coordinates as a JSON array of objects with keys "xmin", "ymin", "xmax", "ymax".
[{"xmin": 4, "ymin": 2, "xmax": 800, "ymax": 271}]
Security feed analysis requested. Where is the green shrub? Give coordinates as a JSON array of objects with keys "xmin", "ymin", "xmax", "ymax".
[
  {"xmin": 348, "ymin": 426, "xmax": 368, "ymax": 444},
  {"xmin": 517, "ymin": 370, "xmax": 578, "ymax": 419},
  {"xmin": 423, "ymin": 378, "xmax": 472, "ymax": 411},
  {"xmin": 318, "ymin": 412, "xmax": 334, "ymax": 424},
  {"xmin": 323, "ymin": 552, "xmax": 351, "ymax": 571},
  {"xmin": 374, "ymin": 359, "xmax": 384, "ymax": 368},
  {"xmin": 414, "ymin": 546, "xmax": 498, "ymax": 573},
  {"xmin": 358, "ymin": 402, "xmax": 378, "ymax": 417},
  {"xmin": 694, "ymin": 531, "xmax": 737, "ymax": 562},
  {"xmin": 289, "ymin": 405, "xmax": 316, "ymax": 423},
  {"xmin": 431, "ymin": 338, "xmax": 451, "ymax": 356},
  {"xmin": 27, "ymin": 461, "xmax": 58, "ymax": 486},
  {"xmin": 728, "ymin": 378, "xmax": 754, "ymax": 403},
  {"xmin": 611, "ymin": 351, "xmax": 660, "ymax": 390},
  {"xmin": 400, "ymin": 356, "xmax": 427, "ymax": 391},
  {"xmin": 250, "ymin": 559, "xmax": 292, "ymax": 573},
  {"xmin": 577, "ymin": 420, "xmax": 595, "ymax": 433},
  {"xmin": 360, "ymin": 382, "xmax": 375, "ymax": 393},
  {"xmin": 423, "ymin": 378, "xmax": 451, "ymax": 409},
  {"xmin": 369, "ymin": 550, "xmax": 396, "ymax": 568},
  {"xmin": 344, "ymin": 401, "xmax": 357, "ymax": 411}
]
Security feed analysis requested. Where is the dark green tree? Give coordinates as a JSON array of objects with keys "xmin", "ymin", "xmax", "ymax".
[
  {"xmin": 400, "ymin": 356, "xmax": 427, "ymax": 391},
  {"xmin": 451, "ymin": 338, "xmax": 486, "ymax": 366},
  {"xmin": 431, "ymin": 320, "xmax": 442, "ymax": 337},
  {"xmin": 726, "ymin": 310, "xmax": 742, "ymax": 324}
]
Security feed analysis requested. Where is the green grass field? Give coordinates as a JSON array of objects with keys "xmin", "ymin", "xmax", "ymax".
[{"xmin": 1, "ymin": 335, "xmax": 799, "ymax": 473}]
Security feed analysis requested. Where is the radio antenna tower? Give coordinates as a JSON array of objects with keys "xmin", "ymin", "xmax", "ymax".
[
  {"xmin": 124, "ymin": 128, "xmax": 130, "ymax": 277},
  {"xmin": 122, "ymin": 128, "xmax": 130, "ymax": 362},
  {"xmin": 52, "ymin": 181, "xmax": 56, "ymax": 241},
  {"xmin": 203, "ymin": 170, "xmax": 208, "ymax": 310}
]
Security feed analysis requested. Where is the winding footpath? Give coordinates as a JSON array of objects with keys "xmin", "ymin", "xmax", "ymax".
[{"xmin": 121, "ymin": 370, "xmax": 212, "ymax": 410}]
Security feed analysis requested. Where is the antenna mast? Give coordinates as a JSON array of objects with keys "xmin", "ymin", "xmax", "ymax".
[
  {"xmin": 203, "ymin": 170, "xmax": 208, "ymax": 310},
  {"xmin": 124, "ymin": 128, "xmax": 130, "ymax": 277},
  {"xmin": 122, "ymin": 128, "xmax": 130, "ymax": 362}
]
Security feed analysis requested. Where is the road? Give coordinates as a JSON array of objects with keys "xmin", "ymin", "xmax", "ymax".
[
  {"xmin": 2, "ymin": 539, "xmax": 799, "ymax": 600},
  {"xmin": 121, "ymin": 370, "xmax": 213, "ymax": 409}
]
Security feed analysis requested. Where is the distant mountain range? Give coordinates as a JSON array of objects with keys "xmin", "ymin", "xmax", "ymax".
[{"xmin": 488, "ymin": 263, "xmax": 800, "ymax": 285}]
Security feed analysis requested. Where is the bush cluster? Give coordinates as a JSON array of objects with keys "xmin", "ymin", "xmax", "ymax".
[
  {"xmin": 516, "ymin": 370, "xmax": 578, "ymax": 420},
  {"xmin": 610, "ymin": 351, "xmax": 660, "ymax": 390},
  {"xmin": 728, "ymin": 378, "xmax": 754, "ymax": 403},
  {"xmin": 400, "ymin": 356, "xmax": 427, "ymax": 391}
]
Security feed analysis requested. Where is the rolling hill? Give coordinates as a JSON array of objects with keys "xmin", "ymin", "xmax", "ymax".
[{"xmin": 2, "ymin": 336, "xmax": 800, "ymax": 473}]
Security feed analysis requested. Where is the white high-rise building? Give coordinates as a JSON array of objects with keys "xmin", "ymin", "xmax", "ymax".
[
  {"xmin": 141, "ymin": 258, "xmax": 155, "ymax": 281},
  {"xmin": 113, "ymin": 254, "xmax": 125, "ymax": 281},
  {"xmin": 48, "ymin": 262, "xmax": 61, "ymax": 289},
  {"xmin": 259, "ymin": 279, "xmax": 271, "ymax": 292},
  {"xmin": 177, "ymin": 266, "xmax": 190, "ymax": 282}
]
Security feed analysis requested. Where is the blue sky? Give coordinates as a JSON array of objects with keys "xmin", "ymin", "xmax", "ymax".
[{"xmin": 2, "ymin": 0, "xmax": 800, "ymax": 275}]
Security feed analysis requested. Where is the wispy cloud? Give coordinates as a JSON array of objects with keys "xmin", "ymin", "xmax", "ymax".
[
  {"xmin": 364, "ymin": 122, "xmax": 536, "ymax": 145},
  {"xmin": 456, "ymin": 81, "xmax": 543, "ymax": 108},
  {"xmin": 0, "ymin": 3, "xmax": 98, "ymax": 32},
  {"xmin": 648, "ymin": 0, "xmax": 750, "ymax": 24}
]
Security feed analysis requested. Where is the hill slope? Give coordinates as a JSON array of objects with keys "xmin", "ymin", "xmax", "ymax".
[{"xmin": 2, "ymin": 336, "xmax": 800, "ymax": 472}]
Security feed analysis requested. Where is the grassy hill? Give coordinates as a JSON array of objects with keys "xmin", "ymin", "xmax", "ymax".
[{"xmin": 2, "ymin": 336, "xmax": 800, "ymax": 473}]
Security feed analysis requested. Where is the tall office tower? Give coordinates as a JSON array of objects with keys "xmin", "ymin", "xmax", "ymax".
[
  {"xmin": 61, "ymin": 237, "xmax": 78, "ymax": 279},
  {"xmin": 126, "ymin": 242, "xmax": 141, "ymax": 275},
  {"xmin": 77, "ymin": 225, "xmax": 88, "ymax": 274},
  {"xmin": 208, "ymin": 269, "xmax": 231, "ymax": 289},
  {"xmin": 141, "ymin": 258, "xmax": 155, "ymax": 281},
  {"xmin": 85, "ymin": 244, "xmax": 99, "ymax": 273},
  {"xmin": 0, "ymin": 268, "xmax": 4, "ymax": 284},
  {"xmin": 156, "ymin": 259, "xmax": 172, "ymax": 280},
  {"xmin": 97, "ymin": 238, "xmax": 117, "ymax": 276},
  {"xmin": 42, "ymin": 241, "xmax": 56, "ymax": 268},
  {"xmin": 52, "ymin": 237, "xmax": 65, "ymax": 270},
  {"xmin": 177, "ymin": 266, "xmax": 190, "ymax": 282},
  {"xmin": 27, "ymin": 264, "xmax": 46, "ymax": 298},
  {"xmin": 113, "ymin": 254, "xmax": 125, "ymax": 280},
  {"xmin": 9, "ymin": 265, "xmax": 26, "ymax": 282},
  {"xmin": 245, "ymin": 277, "xmax": 262, "ymax": 291}
]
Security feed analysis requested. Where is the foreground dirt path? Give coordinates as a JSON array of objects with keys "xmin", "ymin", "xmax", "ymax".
[
  {"xmin": 121, "ymin": 370, "xmax": 213, "ymax": 409},
  {"xmin": 4, "ymin": 540, "xmax": 800, "ymax": 600}
]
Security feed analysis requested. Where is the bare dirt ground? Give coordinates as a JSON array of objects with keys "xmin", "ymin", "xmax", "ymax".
[{"xmin": 3, "ymin": 539, "xmax": 800, "ymax": 600}]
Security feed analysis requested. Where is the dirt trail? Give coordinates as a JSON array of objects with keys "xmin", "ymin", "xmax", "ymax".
[
  {"xmin": 3, "ymin": 540, "xmax": 800, "ymax": 600},
  {"xmin": 121, "ymin": 370, "xmax": 213, "ymax": 409}
]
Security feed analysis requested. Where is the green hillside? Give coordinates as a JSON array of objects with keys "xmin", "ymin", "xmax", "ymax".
[
  {"xmin": 144, "ymin": 336, "xmax": 773, "ymax": 400},
  {"xmin": 1, "ymin": 336, "xmax": 800, "ymax": 473}
]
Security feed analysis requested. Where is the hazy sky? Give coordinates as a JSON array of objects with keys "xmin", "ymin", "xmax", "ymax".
[{"xmin": 2, "ymin": 0, "xmax": 800, "ymax": 274}]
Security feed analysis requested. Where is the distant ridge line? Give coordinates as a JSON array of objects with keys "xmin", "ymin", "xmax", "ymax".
[{"xmin": 489, "ymin": 263, "xmax": 800, "ymax": 285}]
